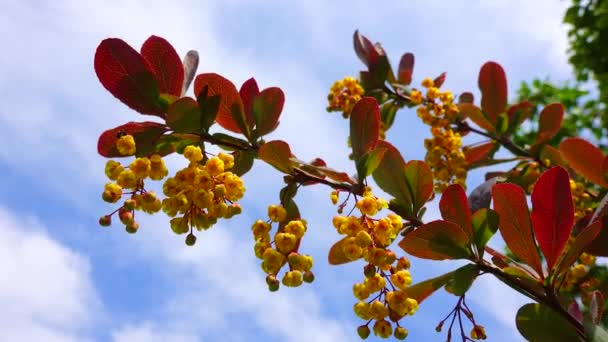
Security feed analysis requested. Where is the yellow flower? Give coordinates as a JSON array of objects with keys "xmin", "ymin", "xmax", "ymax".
[
  {"xmin": 282, "ymin": 270, "xmax": 303, "ymax": 287},
  {"xmin": 116, "ymin": 169, "xmax": 138, "ymax": 189},
  {"xmin": 217, "ymin": 152, "xmax": 234, "ymax": 170},
  {"xmin": 284, "ymin": 220, "xmax": 307, "ymax": 239},
  {"xmin": 129, "ymin": 157, "xmax": 151, "ymax": 179},
  {"xmin": 357, "ymin": 196, "xmax": 378, "ymax": 216},
  {"xmin": 105, "ymin": 160, "xmax": 124, "ymax": 180},
  {"xmin": 410, "ymin": 89, "xmax": 423, "ymax": 105},
  {"xmin": 268, "ymin": 205, "xmax": 287, "ymax": 222},
  {"xmin": 149, "ymin": 154, "xmax": 168, "ymax": 180},
  {"xmin": 183, "ymin": 145, "xmax": 203, "ymax": 163},
  {"xmin": 369, "ymin": 300, "xmax": 388, "ymax": 320},
  {"xmin": 116, "ymin": 134, "xmax": 136, "ymax": 156},
  {"xmin": 102, "ymin": 183, "xmax": 122, "ymax": 203},
  {"xmin": 275, "ymin": 232, "xmax": 297, "ymax": 254},
  {"xmin": 471, "ymin": 325, "xmax": 487, "ymax": 340},
  {"xmin": 373, "ymin": 319, "xmax": 392, "ymax": 338},
  {"xmin": 421, "ymin": 77, "xmax": 434, "ymax": 88},
  {"xmin": 391, "ymin": 270, "xmax": 413, "ymax": 291}
]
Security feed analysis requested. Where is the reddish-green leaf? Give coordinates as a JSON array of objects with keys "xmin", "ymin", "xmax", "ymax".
[
  {"xmin": 560, "ymin": 138, "xmax": 608, "ymax": 188},
  {"xmin": 239, "ymin": 78, "xmax": 259, "ymax": 128},
  {"xmin": 399, "ymin": 220, "xmax": 473, "ymax": 260},
  {"xmin": 492, "ymin": 183, "xmax": 543, "ymax": 276},
  {"xmin": 193, "ymin": 73, "xmax": 245, "ymax": 134},
  {"xmin": 433, "ymin": 72, "xmax": 446, "ymax": 88},
  {"xmin": 591, "ymin": 290, "xmax": 604, "ymax": 325},
  {"xmin": 328, "ymin": 237, "xmax": 356, "ymax": 265},
  {"xmin": 94, "ymin": 38, "xmax": 163, "ymax": 116},
  {"xmin": 459, "ymin": 103, "xmax": 495, "ymax": 132},
  {"xmin": 253, "ymin": 87, "xmax": 285, "ymax": 136},
  {"xmin": 440, "ymin": 184, "xmax": 473, "ymax": 239},
  {"xmin": 372, "ymin": 141, "xmax": 412, "ymax": 214},
  {"xmin": 446, "ymin": 264, "xmax": 478, "ymax": 296},
  {"xmin": 465, "ymin": 141, "xmax": 497, "ymax": 165},
  {"xmin": 472, "ymin": 208, "xmax": 499, "ymax": 255},
  {"xmin": 258, "ymin": 140, "xmax": 293, "ymax": 173},
  {"xmin": 166, "ymin": 97, "xmax": 202, "ymax": 134},
  {"xmin": 478, "ymin": 62, "xmax": 507, "ymax": 124},
  {"xmin": 404, "ymin": 271, "xmax": 454, "ymax": 303},
  {"xmin": 398, "ymin": 53, "xmax": 414, "ymax": 85},
  {"xmin": 356, "ymin": 147, "xmax": 387, "ymax": 178},
  {"xmin": 140, "ymin": 35, "xmax": 184, "ymax": 97},
  {"xmin": 536, "ymin": 103, "xmax": 564, "ymax": 144},
  {"xmin": 350, "ymin": 97, "xmax": 380, "ymax": 162},
  {"xmin": 531, "ymin": 166, "xmax": 574, "ymax": 272},
  {"xmin": 404, "ymin": 160, "xmax": 434, "ymax": 214},
  {"xmin": 556, "ymin": 220, "xmax": 602, "ymax": 275},
  {"xmin": 539, "ymin": 145, "xmax": 567, "ymax": 167},
  {"xmin": 97, "ymin": 121, "xmax": 167, "ymax": 157}
]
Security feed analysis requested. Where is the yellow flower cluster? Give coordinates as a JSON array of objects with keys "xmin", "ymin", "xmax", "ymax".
[
  {"xmin": 99, "ymin": 135, "xmax": 169, "ymax": 232},
  {"xmin": 570, "ymin": 180, "xmax": 594, "ymax": 220},
  {"xmin": 412, "ymin": 78, "xmax": 466, "ymax": 192},
  {"xmin": 253, "ymin": 205, "xmax": 314, "ymax": 291},
  {"xmin": 161, "ymin": 146, "xmax": 244, "ymax": 241},
  {"xmin": 470, "ymin": 325, "xmax": 487, "ymax": 340},
  {"xmin": 327, "ymin": 76, "xmax": 365, "ymax": 117},
  {"xmin": 332, "ymin": 190, "xmax": 417, "ymax": 339}
]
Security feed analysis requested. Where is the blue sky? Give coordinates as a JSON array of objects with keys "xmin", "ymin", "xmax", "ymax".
[{"xmin": 0, "ymin": 1, "xmax": 572, "ymax": 341}]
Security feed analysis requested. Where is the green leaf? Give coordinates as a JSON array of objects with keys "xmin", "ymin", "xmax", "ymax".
[
  {"xmin": 211, "ymin": 133, "xmax": 251, "ymax": 151},
  {"xmin": 586, "ymin": 323, "xmax": 608, "ymax": 342},
  {"xmin": 372, "ymin": 141, "xmax": 413, "ymax": 215},
  {"xmin": 253, "ymin": 87, "xmax": 285, "ymax": 136},
  {"xmin": 404, "ymin": 271, "xmax": 454, "ymax": 304},
  {"xmin": 196, "ymin": 85, "xmax": 221, "ymax": 131},
  {"xmin": 404, "ymin": 160, "xmax": 434, "ymax": 215},
  {"xmin": 350, "ymin": 97, "xmax": 380, "ymax": 163},
  {"xmin": 166, "ymin": 97, "xmax": 202, "ymax": 134},
  {"xmin": 355, "ymin": 147, "xmax": 386, "ymax": 178},
  {"xmin": 230, "ymin": 150, "xmax": 255, "ymax": 176},
  {"xmin": 446, "ymin": 264, "xmax": 478, "ymax": 296},
  {"xmin": 516, "ymin": 303, "xmax": 581, "ymax": 342},
  {"xmin": 231, "ymin": 103, "xmax": 252, "ymax": 140},
  {"xmin": 258, "ymin": 140, "xmax": 294, "ymax": 173},
  {"xmin": 495, "ymin": 112, "xmax": 509, "ymax": 134},
  {"xmin": 399, "ymin": 220, "xmax": 473, "ymax": 260},
  {"xmin": 471, "ymin": 208, "xmax": 499, "ymax": 256}
]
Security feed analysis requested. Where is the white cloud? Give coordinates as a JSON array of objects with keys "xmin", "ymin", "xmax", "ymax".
[{"xmin": 0, "ymin": 206, "xmax": 100, "ymax": 342}]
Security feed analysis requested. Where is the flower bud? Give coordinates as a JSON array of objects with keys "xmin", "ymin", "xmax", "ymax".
[
  {"xmin": 185, "ymin": 233, "xmax": 197, "ymax": 246},
  {"xmin": 357, "ymin": 325, "xmax": 371, "ymax": 339},
  {"xmin": 99, "ymin": 215, "xmax": 112, "ymax": 227}
]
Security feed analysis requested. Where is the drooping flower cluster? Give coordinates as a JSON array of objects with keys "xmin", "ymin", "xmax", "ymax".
[
  {"xmin": 326, "ymin": 76, "xmax": 365, "ymax": 117},
  {"xmin": 562, "ymin": 252, "xmax": 597, "ymax": 293},
  {"xmin": 162, "ymin": 146, "xmax": 244, "ymax": 244},
  {"xmin": 252, "ymin": 205, "xmax": 315, "ymax": 291},
  {"xmin": 99, "ymin": 135, "xmax": 168, "ymax": 232},
  {"xmin": 412, "ymin": 77, "xmax": 467, "ymax": 192},
  {"xmin": 332, "ymin": 190, "xmax": 418, "ymax": 339}
]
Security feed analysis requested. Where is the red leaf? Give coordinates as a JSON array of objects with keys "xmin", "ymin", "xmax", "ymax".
[
  {"xmin": 350, "ymin": 97, "xmax": 380, "ymax": 161},
  {"xmin": 94, "ymin": 38, "xmax": 163, "ymax": 116},
  {"xmin": 433, "ymin": 72, "xmax": 446, "ymax": 88},
  {"xmin": 465, "ymin": 141, "xmax": 496, "ymax": 165},
  {"xmin": 97, "ymin": 121, "xmax": 167, "ymax": 157},
  {"xmin": 140, "ymin": 35, "xmax": 184, "ymax": 97},
  {"xmin": 398, "ymin": 53, "xmax": 414, "ymax": 85},
  {"xmin": 440, "ymin": 184, "xmax": 473, "ymax": 239},
  {"xmin": 193, "ymin": 73, "xmax": 245, "ymax": 133},
  {"xmin": 253, "ymin": 87, "xmax": 285, "ymax": 136},
  {"xmin": 404, "ymin": 160, "xmax": 434, "ymax": 214},
  {"xmin": 399, "ymin": 220, "xmax": 473, "ymax": 260},
  {"xmin": 353, "ymin": 30, "xmax": 379, "ymax": 68},
  {"xmin": 239, "ymin": 78, "xmax": 259, "ymax": 128},
  {"xmin": 568, "ymin": 301, "xmax": 583, "ymax": 323},
  {"xmin": 507, "ymin": 101, "xmax": 534, "ymax": 131},
  {"xmin": 478, "ymin": 62, "xmax": 507, "ymax": 124},
  {"xmin": 531, "ymin": 166, "xmax": 574, "ymax": 272},
  {"xmin": 535, "ymin": 103, "xmax": 564, "ymax": 144},
  {"xmin": 560, "ymin": 138, "xmax": 608, "ymax": 188},
  {"xmin": 458, "ymin": 92, "xmax": 474, "ymax": 104},
  {"xmin": 492, "ymin": 183, "xmax": 543, "ymax": 276}
]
